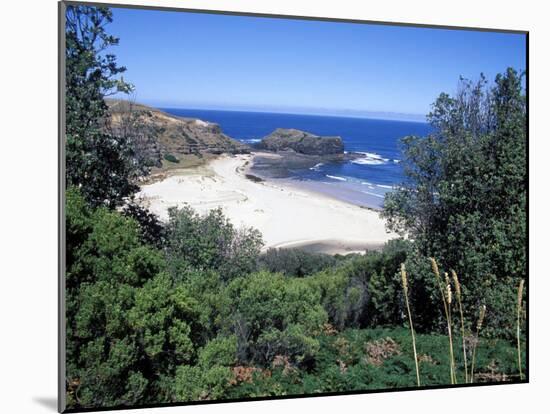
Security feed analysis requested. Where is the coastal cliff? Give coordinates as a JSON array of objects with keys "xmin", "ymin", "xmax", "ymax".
[{"xmin": 106, "ymin": 99, "xmax": 250, "ymax": 168}]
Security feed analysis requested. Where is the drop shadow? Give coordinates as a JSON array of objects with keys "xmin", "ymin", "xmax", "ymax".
[{"xmin": 33, "ymin": 396, "xmax": 57, "ymax": 412}]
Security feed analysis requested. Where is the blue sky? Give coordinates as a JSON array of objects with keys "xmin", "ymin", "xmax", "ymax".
[{"xmin": 108, "ymin": 7, "xmax": 526, "ymax": 120}]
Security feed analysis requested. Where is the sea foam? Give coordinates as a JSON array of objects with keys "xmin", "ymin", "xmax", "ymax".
[
  {"xmin": 360, "ymin": 190, "xmax": 385, "ymax": 199},
  {"xmin": 351, "ymin": 151, "xmax": 390, "ymax": 165},
  {"xmin": 326, "ymin": 175, "xmax": 347, "ymax": 182}
]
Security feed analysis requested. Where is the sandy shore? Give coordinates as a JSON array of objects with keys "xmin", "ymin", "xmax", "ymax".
[{"xmin": 138, "ymin": 154, "xmax": 398, "ymax": 255}]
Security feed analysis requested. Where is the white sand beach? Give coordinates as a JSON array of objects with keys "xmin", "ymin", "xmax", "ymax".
[{"xmin": 138, "ymin": 154, "xmax": 398, "ymax": 254}]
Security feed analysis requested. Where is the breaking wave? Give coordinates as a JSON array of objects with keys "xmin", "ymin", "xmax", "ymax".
[
  {"xmin": 241, "ymin": 138, "xmax": 262, "ymax": 144},
  {"xmin": 326, "ymin": 175, "xmax": 347, "ymax": 182},
  {"xmin": 351, "ymin": 151, "xmax": 391, "ymax": 165}
]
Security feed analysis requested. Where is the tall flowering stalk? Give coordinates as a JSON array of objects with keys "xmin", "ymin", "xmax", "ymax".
[
  {"xmin": 430, "ymin": 258, "xmax": 456, "ymax": 384},
  {"xmin": 516, "ymin": 279, "xmax": 525, "ymax": 380},
  {"xmin": 452, "ymin": 270, "xmax": 468, "ymax": 383},
  {"xmin": 470, "ymin": 304, "xmax": 486, "ymax": 383},
  {"xmin": 444, "ymin": 272, "xmax": 457, "ymax": 384},
  {"xmin": 401, "ymin": 263, "xmax": 420, "ymax": 386}
]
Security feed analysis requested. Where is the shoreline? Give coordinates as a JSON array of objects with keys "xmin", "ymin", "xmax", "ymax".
[
  {"xmin": 247, "ymin": 150, "xmax": 392, "ymax": 210},
  {"xmin": 272, "ymin": 177, "xmax": 385, "ymax": 212},
  {"xmin": 138, "ymin": 153, "xmax": 398, "ymax": 255}
]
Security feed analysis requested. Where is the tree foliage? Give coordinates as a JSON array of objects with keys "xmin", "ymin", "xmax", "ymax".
[
  {"xmin": 223, "ymin": 272, "xmax": 327, "ymax": 366},
  {"xmin": 259, "ymin": 247, "xmax": 340, "ymax": 277},
  {"xmin": 382, "ymin": 69, "xmax": 526, "ymax": 337},
  {"xmin": 165, "ymin": 206, "xmax": 263, "ymax": 282},
  {"xmin": 65, "ymin": 189, "xmax": 203, "ymax": 407},
  {"xmin": 66, "ymin": 185, "xmax": 524, "ymax": 409},
  {"xmin": 65, "ymin": 5, "xmax": 146, "ymax": 208},
  {"xmin": 63, "ymin": 5, "xmax": 527, "ymax": 406}
]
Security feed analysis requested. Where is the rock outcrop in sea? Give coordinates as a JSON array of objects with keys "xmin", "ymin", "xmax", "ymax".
[
  {"xmin": 250, "ymin": 128, "xmax": 361, "ymax": 179},
  {"xmin": 257, "ymin": 128, "xmax": 344, "ymax": 156}
]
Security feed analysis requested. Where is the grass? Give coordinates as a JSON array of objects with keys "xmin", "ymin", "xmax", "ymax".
[
  {"xmin": 426, "ymin": 259, "xmax": 525, "ymax": 385},
  {"xmin": 452, "ymin": 270, "xmax": 469, "ymax": 383},
  {"xmin": 470, "ymin": 304, "xmax": 486, "ymax": 382},
  {"xmin": 226, "ymin": 326, "xmax": 524, "ymax": 398},
  {"xmin": 225, "ymin": 258, "xmax": 526, "ymax": 399},
  {"xmin": 401, "ymin": 263, "xmax": 420, "ymax": 386},
  {"xmin": 153, "ymin": 153, "xmax": 214, "ymax": 173},
  {"xmin": 143, "ymin": 153, "xmax": 217, "ymax": 185}
]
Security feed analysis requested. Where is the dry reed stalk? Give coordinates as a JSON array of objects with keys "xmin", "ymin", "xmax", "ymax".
[
  {"xmin": 430, "ymin": 257, "xmax": 455, "ymax": 384},
  {"xmin": 517, "ymin": 279, "xmax": 525, "ymax": 380},
  {"xmin": 452, "ymin": 270, "xmax": 468, "ymax": 383},
  {"xmin": 470, "ymin": 304, "xmax": 486, "ymax": 383},
  {"xmin": 401, "ymin": 263, "xmax": 420, "ymax": 386},
  {"xmin": 444, "ymin": 272, "xmax": 457, "ymax": 384}
]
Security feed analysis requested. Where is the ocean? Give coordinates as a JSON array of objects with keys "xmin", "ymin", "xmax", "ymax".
[{"xmin": 161, "ymin": 108, "xmax": 433, "ymax": 209}]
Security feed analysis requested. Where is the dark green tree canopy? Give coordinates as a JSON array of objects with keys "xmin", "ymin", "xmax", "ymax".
[
  {"xmin": 65, "ymin": 5, "xmax": 146, "ymax": 208},
  {"xmin": 165, "ymin": 206, "xmax": 263, "ymax": 282},
  {"xmin": 382, "ymin": 69, "xmax": 526, "ymax": 336}
]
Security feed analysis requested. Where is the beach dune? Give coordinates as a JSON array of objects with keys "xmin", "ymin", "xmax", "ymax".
[{"xmin": 139, "ymin": 154, "xmax": 397, "ymax": 255}]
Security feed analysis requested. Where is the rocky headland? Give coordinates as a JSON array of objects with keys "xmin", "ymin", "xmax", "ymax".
[
  {"xmin": 106, "ymin": 99, "xmax": 250, "ymax": 169},
  {"xmin": 250, "ymin": 128, "xmax": 361, "ymax": 178}
]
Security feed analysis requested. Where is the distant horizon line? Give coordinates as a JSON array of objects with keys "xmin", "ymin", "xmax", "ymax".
[{"xmin": 142, "ymin": 101, "xmax": 429, "ymax": 124}]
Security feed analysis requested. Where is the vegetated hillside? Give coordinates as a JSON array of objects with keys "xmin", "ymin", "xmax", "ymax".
[{"xmin": 106, "ymin": 99, "xmax": 250, "ymax": 167}]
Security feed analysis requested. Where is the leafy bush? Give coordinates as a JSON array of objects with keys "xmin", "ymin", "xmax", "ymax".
[
  {"xmin": 382, "ymin": 70, "xmax": 526, "ymax": 338},
  {"xmin": 307, "ymin": 266, "xmax": 367, "ymax": 330},
  {"xmin": 199, "ymin": 335, "xmax": 238, "ymax": 368},
  {"xmin": 259, "ymin": 247, "xmax": 339, "ymax": 277},
  {"xmin": 165, "ymin": 206, "xmax": 263, "ymax": 282},
  {"xmin": 163, "ymin": 153, "xmax": 180, "ymax": 163},
  {"xmin": 122, "ymin": 202, "xmax": 166, "ymax": 248},
  {"xmin": 171, "ymin": 336, "xmax": 237, "ymax": 402},
  {"xmin": 303, "ymin": 240, "xmax": 409, "ymax": 331},
  {"xmin": 66, "ymin": 189, "xmax": 524, "ymax": 408},
  {"xmin": 173, "ymin": 365, "xmax": 233, "ymax": 402},
  {"xmin": 222, "ymin": 271, "xmax": 327, "ymax": 366},
  {"xmin": 66, "ymin": 188, "xmax": 203, "ymax": 408},
  {"xmin": 364, "ymin": 239, "xmax": 410, "ymax": 327}
]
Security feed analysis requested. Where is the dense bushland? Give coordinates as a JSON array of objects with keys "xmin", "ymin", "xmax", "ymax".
[
  {"xmin": 64, "ymin": 5, "xmax": 527, "ymax": 410},
  {"xmin": 65, "ymin": 188, "xmax": 525, "ymax": 408},
  {"xmin": 382, "ymin": 71, "xmax": 527, "ymax": 338}
]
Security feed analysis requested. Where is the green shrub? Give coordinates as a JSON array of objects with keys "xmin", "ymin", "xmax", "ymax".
[
  {"xmin": 382, "ymin": 70, "xmax": 526, "ymax": 339},
  {"xmin": 304, "ymin": 241, "xmax": 409, "ymax": 330},
  {"xmin": 172, "ymin": 340, "xmax": 235, "ymax": 402},
  {"xmin": 259, "ymin": 247, "xmax": 340, "ymax": 277},
  {"xmin": 222, "ymin": 271, "xmax": 327, "ymax": 366},
  {"xmin": 165, "ymin": 206, "xmax": 263, "ymax": 282},
  {"xmin": 66, "ymin": 188, "xmax": 203, "ymax": 409},
  {"xmin": 227, "ymin": 326, "xmax": 525, "ymax": 399},
  {"xmin": 163, "ymin": 153, "xmax": 180, "ymax": 163},
  {"xmin": 199, "ymin": 335, "xmax": 238, "ymax": 368},
  {"xmin": 66, "ymin": 188, "xmax": 524, "ymax": 407},
  {"xmin": 307, "ymin": 266, "xmax": 367, "ymax": 330}
]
